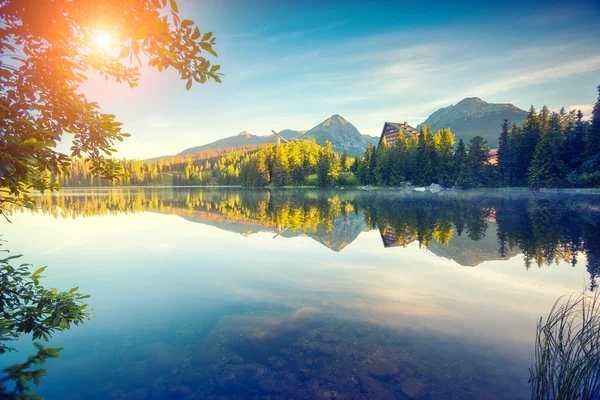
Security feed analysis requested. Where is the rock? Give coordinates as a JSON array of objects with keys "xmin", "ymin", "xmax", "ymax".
[
  {"xmin": 317, "ymin": 344, "xmax": 336, "ymax": 356},
  {"xmin": 181, "ymin": 370, "xmax": 206, "ymax": 385},
  {"xmin": 168, "ymin": 386, "xmax": 193, "ymax": 398},
  {"xmin": 321, "ymin": 333, "xmax": 340, "ymax": 343},
  {"xmin": 216, "ymin": 372, "xmax": 236, "ymax": 388},
  {"xmin": 291, "ymin": 307, "xmax": 320, "ymax": 324},
  {"xmin": 401, "ymin": 379, "xmax": 427, "ymax": 398},
  {"xmin": 272, "ymin": 359, "xmax": 286, "ymax": 371},
  {"xmin": 357, "ymin": 372, "xmax": 384, "ymax": 396},
  {"xmin": 297, "ymin": 368, "xmax": 313, "ymax": 381},
  {"xmin": 428, "ymin": 183, "xmax": 442, "ymax": 193},
  {"xmin": 230, "ymin": 354, "xmax": 243, "ymax": 364},
  {"xmin": 278, "ymin": 348, "xmax": 291, "ymax": 356},
  {"xmin": 232, "ymin": 364, "xmax": 257, "ymax": 379},
  {"xmin": 257, "ymin": 379, "xmax": 276, "ymax": 393},
  {"xmin": 368, "ymin": 359, "xmax": 399, "ymax": 379}
]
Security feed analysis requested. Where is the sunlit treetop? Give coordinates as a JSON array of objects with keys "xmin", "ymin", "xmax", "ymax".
[{"xmin": 0, "ymin": 0, "xmax": 221, "ymax": 213}]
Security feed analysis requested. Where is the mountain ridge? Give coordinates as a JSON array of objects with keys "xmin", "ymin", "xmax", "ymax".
[
  {"xmin": 176, "ymin": 115, "xmax": 378, "ymax": 157},
  {"xmin": 418, "ymin": 97, "xmax": 528, "ymax": 146}
]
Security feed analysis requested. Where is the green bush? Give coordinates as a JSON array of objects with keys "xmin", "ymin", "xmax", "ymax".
[
  {"xmin": 304, "ymin": 174, "xmax": 319, "ymax": 186},
  {"xmin": 337, "ymin": 172, "xmax": 360, "ymax": 186}
]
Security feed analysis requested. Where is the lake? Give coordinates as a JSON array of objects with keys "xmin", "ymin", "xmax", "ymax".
[{"xmin": 2, "ymin": 187, "xmax": 599, "ymax": 399}]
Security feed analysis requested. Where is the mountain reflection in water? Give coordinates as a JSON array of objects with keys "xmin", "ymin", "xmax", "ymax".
[
  {"xmin": 3, "ymin": 187, "xmax": 599, "ymax": 399},
  {"xmin": 24, "ymin": 187, "xmax": 600, "ymax": 276}
]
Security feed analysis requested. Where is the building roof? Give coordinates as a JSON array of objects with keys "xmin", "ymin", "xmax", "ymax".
[{"xmin": 379, "ymin": 122, "xmax": 420, "ymax": 145}]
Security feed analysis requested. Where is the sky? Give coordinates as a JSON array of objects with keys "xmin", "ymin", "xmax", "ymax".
[{"xmin": 83, "ymin": 0, "xmax": 600, "ymax": 159}]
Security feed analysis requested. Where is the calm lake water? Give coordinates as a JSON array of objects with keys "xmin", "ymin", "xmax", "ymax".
[{"xmin": 2, "ymin": 188, "xmax": 599, "ymax": 399}]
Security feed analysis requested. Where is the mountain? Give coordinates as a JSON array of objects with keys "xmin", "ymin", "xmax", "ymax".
[
  {"xmin": 176, "ymin": 115, "xmax": 378, "ymax": 158},
  {"xmin": 178, "ymin": 129, "xmax": 304, "ymax": 156},
  {"xmin": 418, "ymin": 97, "xmax": 528, "ymax": 147},
  {"xmin": 428, "ymin": 221, "xmax": 519, "ymax": 267},
  {"xmin": 302, "ymin": 114, "xmax": 378, "ymax": 155}
]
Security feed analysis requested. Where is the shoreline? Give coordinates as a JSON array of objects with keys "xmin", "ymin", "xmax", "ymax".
[{"xmin": 49, "ymin": 185, "xmax": 600, "ymax": 195}]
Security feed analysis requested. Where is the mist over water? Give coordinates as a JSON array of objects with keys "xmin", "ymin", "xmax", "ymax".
[{"xmin": 2, "ymin": 188, "xmax": 598, "ymax": 399}]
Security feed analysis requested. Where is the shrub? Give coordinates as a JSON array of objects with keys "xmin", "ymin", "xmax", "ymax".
[{"xmin": 337, "ymin": 172, "xmax": 359, "ymax": 186}]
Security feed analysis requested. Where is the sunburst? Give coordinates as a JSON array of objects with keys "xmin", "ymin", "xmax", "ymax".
[{"xmin": 91, "ymin": 30, "xmax": 113, "ymax": 52}]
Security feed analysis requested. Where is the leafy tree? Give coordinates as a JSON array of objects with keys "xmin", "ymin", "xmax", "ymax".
[
  {"xmin": 0, "ymin": 0, "xmax": 222, "ymax": 212},
  {"xmin": 271, "ymin": 146, "xmax": 290, "ymax": 186},
  {"xmin": 433, "ymin": 127, "xmax": 455, "ymax": 187},
  {"xmin": 340, "ymin": 149, "xmax": 349, "ymax": 172},
  {"xmin": 357, "ymin": 143, "xmax": 377, "ymax": 185},
  {"xmin": 1, "ymin": 242, "xmax": 91, "ymax": 398},
  {"xmin": 317, "ymin": 141, "xmax": 340, "ymax": 186}
]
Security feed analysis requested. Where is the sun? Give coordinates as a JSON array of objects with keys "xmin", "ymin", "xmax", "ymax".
[{"xmin": 91, "ymin": 30, "xmax": 114, "ymax": 52}]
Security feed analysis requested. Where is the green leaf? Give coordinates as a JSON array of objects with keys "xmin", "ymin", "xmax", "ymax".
[{"xmin": 32, "ymin": 267, "xmax": 46, "ymax": 276}]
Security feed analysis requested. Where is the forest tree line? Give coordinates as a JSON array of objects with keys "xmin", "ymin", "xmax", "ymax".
[
  {"xmin": 56, "ymin": 140, "xmax": 355, "ymax": 188},
  {"xmin": 55, "ymin": 86, "xmax": 600, "ymax": 189},
  {"xmin": 356, "ymin": 86, "xmax": 600, "ymax": 188}
]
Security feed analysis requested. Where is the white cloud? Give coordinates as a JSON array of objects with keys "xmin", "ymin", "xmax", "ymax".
[
  {"xmin": 469, "ymin": 56, "xmax": 600, "ymax": 98},
  {"xmin": 567, "ymin": 104, "xmax": 594, "ymax": 120}
]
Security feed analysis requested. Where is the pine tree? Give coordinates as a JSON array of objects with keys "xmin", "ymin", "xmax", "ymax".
[
  {"xmin": 405, "ymin": 134, "xmax": 419, "ymax": 182},
  {"xmin": 584, "ymin": 85, "xmax": 600, "ymax": 173},
  {"xmin": 453, "ymin": 138, "xmax": 468, "ymax": 187},
  {"xmin": 374, "ymin": 137, "xmax": 391, "ymax": 185},
  {"xmin": 517, "ymin": 106, "xmax": 542, "ymax": 184},
  {"xmin": 389, "ymin": 134, "xmax": 408, "ymax": 185},
  {"xmin": 497, "ymin": 119, "xmax": 511, "ymax": 185},
  {"xmin": 414, "ymin": 125, "xmax": 436, "ymax": 186},
  {"xmin": 508, "ymin": 123, "xmax": 523, "ymax": 185},
  {"xmin": 562, "ymin": 110, "xmax": 587, "ymax": 173},
  {"xmin": 467, "ymin": 136, "xmax": 490, "ymax": 187},
  {"xmin": 539, "ymin": 105, "xmax": 551, "ymax": 133},
  {"xmin": 528, "ymin": 113, "xmax": 565, "ymax": 187}
]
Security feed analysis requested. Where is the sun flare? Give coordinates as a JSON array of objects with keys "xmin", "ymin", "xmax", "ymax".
[{"xmin": 91, "ymin": 30, "xmax": 113, "ymax": 52}]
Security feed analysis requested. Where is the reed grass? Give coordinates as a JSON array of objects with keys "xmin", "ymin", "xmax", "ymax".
[{"xmin": 529, "ymin": 287, "xmax": 600, "ymax": 399}]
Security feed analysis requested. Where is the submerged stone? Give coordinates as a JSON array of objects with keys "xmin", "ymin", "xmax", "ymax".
[
  {"xmin": 368, "ymin": 358, "xmax": 399, "ymax": 379},
  {"xmin": 401, "ymin": 378, "xmax": 427, "ymax": 398}
]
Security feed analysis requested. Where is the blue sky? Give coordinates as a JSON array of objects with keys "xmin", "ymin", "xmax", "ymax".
[{"xmin": 85, "ymin": 0, "xmax": 600, "ymax": 159}]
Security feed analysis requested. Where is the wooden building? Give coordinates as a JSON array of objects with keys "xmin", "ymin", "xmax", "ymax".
[
  {"xmin": 380, "ymin": 225, "xmax": 416, "ymax": 248},
  {"xmin": 378, "ymin": 122, "xmax": 420, "ymax": 147}
]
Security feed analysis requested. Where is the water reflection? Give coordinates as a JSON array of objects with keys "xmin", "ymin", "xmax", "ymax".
[
  {"xmin": 4, "ymin": 188, "xmax": 600, "ymax": 399},
  {"xmin": 21, "ymin": 188, "xmax": 600, "ymax": 282}
]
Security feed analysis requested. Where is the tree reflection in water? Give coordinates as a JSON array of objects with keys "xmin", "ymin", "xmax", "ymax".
[{"xmin": 17, "ymin": 188, "xmax": 600, "ymax": 286}]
